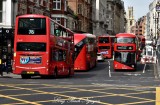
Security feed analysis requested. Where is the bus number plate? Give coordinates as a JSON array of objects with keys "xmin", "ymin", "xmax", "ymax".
[{"xmin": 27, "ymin": 72, "xmax": 34, "ymax": 74}]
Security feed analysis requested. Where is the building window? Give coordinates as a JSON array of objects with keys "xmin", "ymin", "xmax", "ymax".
[
  {"xmin": 130, "ymin": 21, "xmax": 132, "ymax": 25},
  {"xmin": 53, "ymin": 17, "xmax": 61, "ymax": 24},
  {"xmin": 53, "ymin": 0, "xmax": 61, "ymax": 10},
  {"xmin": 78, "ymin": 4, "xmax": 82, "ymax": 14},
  {"xmin": 0, "ymin": 1, "xmax": 2, "ymax": 23}
]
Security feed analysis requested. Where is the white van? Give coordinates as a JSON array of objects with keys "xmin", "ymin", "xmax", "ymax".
[{"xmin": 140, "ymin": 45, "xmax": 157, "ymax": 64}]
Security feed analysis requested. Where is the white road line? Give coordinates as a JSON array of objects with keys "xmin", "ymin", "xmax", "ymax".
[
  {"xmin": 108, "ymin": 61, "xmax": 111, "ymax": 77},
  {"xmin": 143, "ymin": 64, "xmax": 146, "ymax": 73}
]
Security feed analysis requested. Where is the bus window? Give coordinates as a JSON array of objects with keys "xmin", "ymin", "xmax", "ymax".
[
  {"xmin": 116, "ymin": 38, "xmax": 135, "ymax": 43},
  {"xmin": 99, "ymin": 37, "xmax": 109, "ymax": 43},
  {"xmin": 115, "ymin": 52, "xmax": 135, "ymax": 64},
  {"xmin": 58, "ymin": 50, "xmax": 66, "ymax": 61},
  {"xmin": 16, "ymin": 42, "xmax": 46, "ymax": 52},
  {"xmin": 18, "ymin": 18, "xmax": 46, "ymax": 35}
]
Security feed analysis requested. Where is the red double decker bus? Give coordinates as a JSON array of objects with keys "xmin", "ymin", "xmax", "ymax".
[
  {"xmin": 138, "ymin": 35, "xmax": 146, "ymax": 51},
  {"xmin": 97, "ymin": 35, "xmax": 112, "ymax": 58},
  {"xmin": 13, "ymin": 14, "xmax": 74, "ymax": 78},
  {"xmin": 74, "ymin": 33, "xmax": 97, "ymax": 71},
  {"xmin": 113, "ymin": 33, "xmax": 139, "ymax": 71}
]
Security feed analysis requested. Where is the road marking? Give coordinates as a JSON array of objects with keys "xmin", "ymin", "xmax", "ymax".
[
  {"xmin": 0, "ymin": 84, "xmax": 112, "ymax": 105},
  {"xmin": 43, "ymin": 84, "xmax": 155, "ymax": 102},
  {"xmin": 0, "ymin": 84, "xmax": 156, "ymax": 105},
  {"xmin": 108, "ymin": 61, "xmax": 111, "ymax": 77},
  {"xmin": 117, "ymin": 100, "xmax": 155, "ymax": 105},
  {"xmin": 0, "ymin": 94, "xmax": 41, "ymax": 105},
  {"xmin": 143, "ymin": 64, "xmax": 146, "ymax": 73},
  {"xmin": 156, "ymin": 87, "xmax": 160, "ymax": 105}
]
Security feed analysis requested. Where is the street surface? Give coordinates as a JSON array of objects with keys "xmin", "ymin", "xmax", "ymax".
[{"xmin": 0, "ymin": 59, "xmax": 160, "ymax": 105}]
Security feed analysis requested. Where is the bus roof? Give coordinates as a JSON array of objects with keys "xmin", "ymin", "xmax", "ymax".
[
  {"xmin": 17, "ymin": 14, "xmax": 47, "ymax": 18},
  {"xmin": 74, "ymin": 33, "xmax": 96, "ymax": 45},
  {"xmin": 97, "ymin": 35, "xmax": 110, "ymax": 38},
  {"xmin": 84, "ymin": 33, "xmax": 96, "ymax": 38},
  {"xmin": 116, "ymin": 33, "xmax": 136, "ymax": 38}
]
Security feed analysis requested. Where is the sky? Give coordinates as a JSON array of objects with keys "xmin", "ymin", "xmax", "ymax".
[{"xmin": 123, "ymin": 0, "xmax": 154, "ymax": 20}]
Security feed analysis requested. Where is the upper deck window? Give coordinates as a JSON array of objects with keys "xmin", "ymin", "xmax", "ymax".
[
  {"xmin": 115, "ymin": 37, "xmax": 135, "ymax": 43},
  {"xmin": 99, "ymin": 37, "xmax": 109, "ymax": 43},
  {"xmin": 18, "ymin": 18, "xmax": 46, "ymax": 35},
  {"xmin": 17, "ymin": 42, "xmax": 46, "ymax": 52}
]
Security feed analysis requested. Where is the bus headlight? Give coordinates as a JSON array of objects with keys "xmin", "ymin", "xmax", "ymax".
[{"xmin": 132, "ymin": 65, "xmax": 134, "ymax": 67}]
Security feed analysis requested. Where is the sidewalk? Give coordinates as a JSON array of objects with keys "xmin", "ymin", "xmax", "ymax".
[{"xmin": 0, "ymin": 72, "xmax": 20, "ymax": 78}]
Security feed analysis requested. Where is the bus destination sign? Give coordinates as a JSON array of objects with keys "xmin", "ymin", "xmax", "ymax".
[{"xmin": 117, "ymin": 46, "xmax": 133, "ymax": 50}]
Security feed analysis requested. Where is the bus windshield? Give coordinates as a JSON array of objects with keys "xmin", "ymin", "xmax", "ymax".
[
  {"xmin": 114, "ymin": 52, "xmax": 135, "ymax": 64},
  {"xmin": 99, "ymin": 46, "xmax": 110, "ymax": 50},
  {"xmin": 116, "ymin": 37, "xmax": 135, "ymax": 43},
  {"xmin": 18, "ymin": 18, "xmax": 46, "ymax": 35},
  {"xmin": 17, "ymin": 42, "xmax": 46, "ymax": 52},
  {"xmin": 99, "ymin": 37, "xmax": 109, "ymax": 43}
]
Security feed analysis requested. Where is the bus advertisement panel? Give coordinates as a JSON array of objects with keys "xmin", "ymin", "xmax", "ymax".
[
  {"xmin": 74, "ymin": 33, "xmax": 97, "ymax": 71},
  {"xmin": 113, "ymin": 33, "xmax": 138, "ymax": 71},
  {"xmin": 13, "ymin": 14, "xmax": 74, "ymax": 78},
  {"xmin": 97, "ymin": 35, "xmax": 112, "ymax": 58}
]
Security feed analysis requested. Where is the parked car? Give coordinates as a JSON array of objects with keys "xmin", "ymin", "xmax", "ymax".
[
  {"xmin": 97, "ymin": 53, "xmax": 105, "ymax": 61},
  {"xmin": 140, "ymin": 45, "xmax": 157, "ymax": 64}
]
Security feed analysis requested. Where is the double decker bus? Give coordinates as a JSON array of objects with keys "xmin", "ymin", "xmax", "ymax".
[
  {"xmin": 138, "ymin": 35, "xmax": 145, "ymax": 51},
  {"xmin": 97, "ymin": 35, "xmax": 112, "ymax": 58},
  {"xmin": 74, "ymin": 33, "xmax": 97, "ymax": 71},
  {"xmin": 110, "ymin": 35, "xmax": 116, "ymax": 58},
  {"xmin": 113, "ymin": 33, "xmax": 139, "ymax": 71},
  {"xmin": 13, "ymin": 14, "xmax": 74, "ymax": 78}
]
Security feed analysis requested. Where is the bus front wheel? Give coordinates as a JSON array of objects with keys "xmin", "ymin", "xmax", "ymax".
[
  {"xmin": 21, "ymin": 75, "xmax": 31, "ymax": 79},
  {"xmin": 54, "ymin": 69, "xmax": 58, "ymax": 78}
]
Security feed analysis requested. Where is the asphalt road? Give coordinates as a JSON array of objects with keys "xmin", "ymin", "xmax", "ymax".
[{"xmin": 0, "ymin": 59, "xmax": 159, "ymax": 105}]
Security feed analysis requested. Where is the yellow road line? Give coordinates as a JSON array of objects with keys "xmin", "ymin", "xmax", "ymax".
[
  {"xmin": 0, "ymin": 84, "xmax": 112, "ymax": 105},
  {"xmin": 0, "ymin": 89, "xmax": 19, "ymax": 92},
  {"xmin": 1, "ymin": 103, "xmax": 26, "ymax": 105},
  {"xmin": 0, "ymin": 84, "xmax": 156, "ymax": 105},
  {"xmin": 8, "ymin": 93, "xmax": 44, "ymax": 97},
  {"xmin": 0, "ymin": 94, "xmax": 42, "ymax": 105},
  {"xmin": 117, "ymin": 100, "xmax": 155, "ymax": 105},
  {"xmin": 156, "ymin": 87, "xmax": 160, "ymax": 105},
  {"xmin": 81, "ymin": 91, "xmax": 155, "ymax": 99},
  {"xmin": 43, "ymin": 84, "xmax": 155, "ymax": 101}
]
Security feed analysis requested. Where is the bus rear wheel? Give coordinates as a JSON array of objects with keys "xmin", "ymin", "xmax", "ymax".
[
  {"xmin": 54, "ymin": 69, "xmax": 58, "ymax": 78},
  {"xmin": 21, "ymin": 75, "xmax": 31, "ymax": 79},
  {"xmin": 67, "ymin": 68, "xmax": 71, "ymax": 77}
]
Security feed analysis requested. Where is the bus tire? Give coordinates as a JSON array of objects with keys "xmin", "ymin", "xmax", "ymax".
[
  {"xmin": 87, "ymin": 62, "xmax": 90, "ymax": 70},
  {"xmin": 54, "ymin": 68, "xmax": 58, "ymax": 78},
  {"xmin": 94, "ymin": 60, "xmax": 97, "ymax": 67},
  {"xmin": 21, "ymin": 75, "xmax": 31, "ymax": 79},
  {"xmin": 67, "ymin": 68, "xmax": 71, "ymax": 77}
]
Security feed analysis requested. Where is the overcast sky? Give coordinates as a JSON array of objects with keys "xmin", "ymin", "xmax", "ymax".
[{"xmin": 123, "ymin": 0, "xmax": 154, "ymax": 20}]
